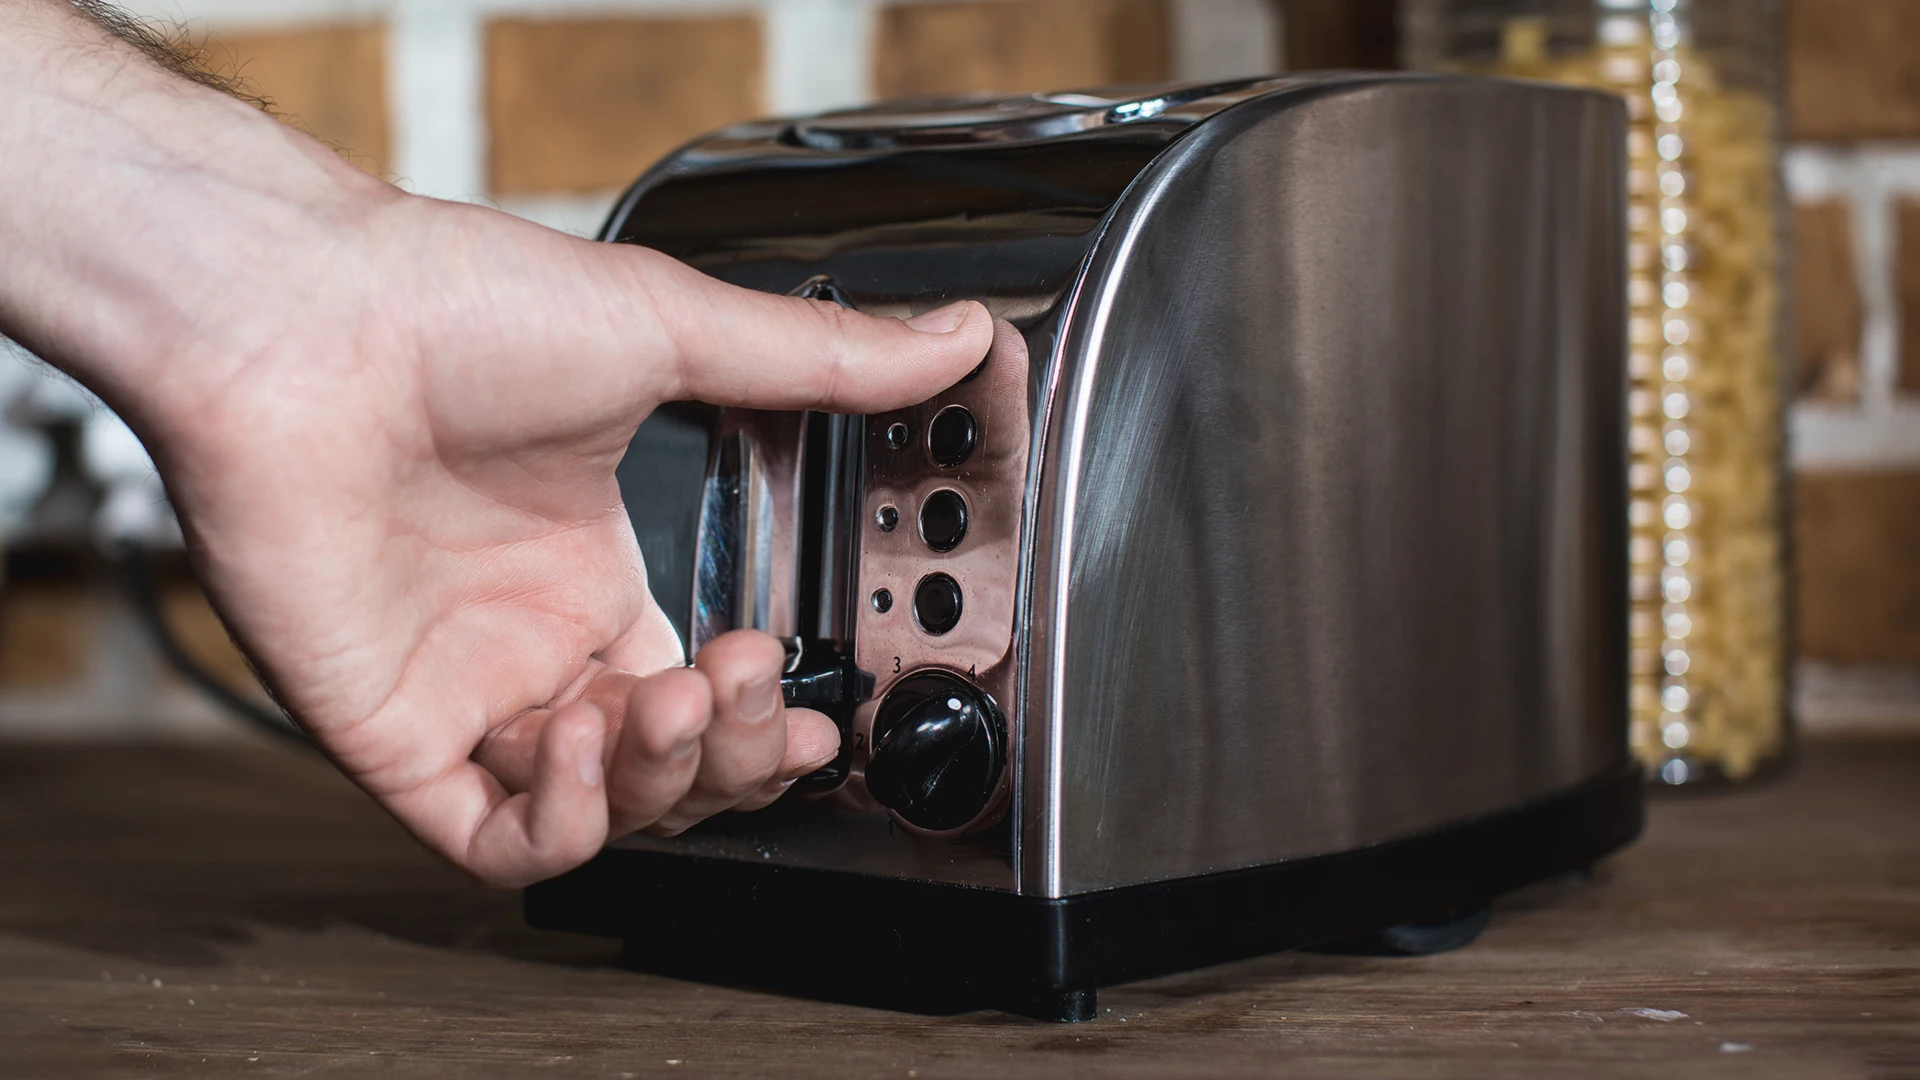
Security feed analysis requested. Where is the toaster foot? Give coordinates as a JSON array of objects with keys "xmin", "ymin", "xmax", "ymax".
[
  {"xmin": 1003, "ymin": 987, "xmax": 1098, "ymax": 1024},
  {"xmin": 1307, "ymin": 903, "xmax": 1493, "ymax": 956}
]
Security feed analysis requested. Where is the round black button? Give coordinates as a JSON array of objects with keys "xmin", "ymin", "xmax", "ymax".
[
  {"xmin": 927, "ymin": 405, "xmax": 977, "ymax": 468},
  {"xmin": 876, "ymin": 505, "xmax": 899, "ymax": 532},
  {"xmin": 918, "ymin": 489, "xmax": 969, "ymax": 552},
  {"xmin": 913, "ymin": 572, "xmax": 963, "ymax": 635},
  {"xmin": 885, "ymin": 422, "xmax": 910, "ymax": 450}
]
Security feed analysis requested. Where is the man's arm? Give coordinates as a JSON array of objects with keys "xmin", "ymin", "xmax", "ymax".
[{"xmin": 0, "ymin": 0, "xmax": 991, "ymax": 886}]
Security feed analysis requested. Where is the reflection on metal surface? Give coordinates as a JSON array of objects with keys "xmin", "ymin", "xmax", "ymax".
[
  {"xmin": 691, "ymin": 409, "xmax": 804, "ymax": 653},
  {"xmin": 1028, "ymin": 78, "xmax": 1627, "ymax": 893},
  {"xmin": 612, "ymin": 74, "xmax": 1628, "ymax": 896},
  {"xmin": 789, "ymin": 79, "xmax": 1273, "ymax": 151},
  {"xmin": 609, "ymin": 799, "xmax": 1013, "ymax": 887},
  {"xmin": 691, "ymin": 276, "xmax": 862, "ymax": 660}
]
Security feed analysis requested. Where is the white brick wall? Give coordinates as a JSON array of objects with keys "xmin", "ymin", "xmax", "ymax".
[{"xmin": 118, "ymin": 0, "xmax": 1279, "ymax": 231}]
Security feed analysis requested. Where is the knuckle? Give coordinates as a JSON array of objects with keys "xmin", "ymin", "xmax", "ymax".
[{"xmin": 800, "ymin": 300, "xmax": 860, "ymax": 407}]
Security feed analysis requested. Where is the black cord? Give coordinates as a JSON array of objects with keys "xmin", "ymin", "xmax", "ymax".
[{"xmin": 117, "ymin": 543, "xmax": 312, "ymax": 748}]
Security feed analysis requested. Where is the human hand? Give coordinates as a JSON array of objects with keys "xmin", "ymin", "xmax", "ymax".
[
  {"xmin": 165, "ymin": 197, "xmax": 989, "ymax": 887},
  {"xmin": 0, "ymin": 2, "xmax": 992, "ymax": 886}
]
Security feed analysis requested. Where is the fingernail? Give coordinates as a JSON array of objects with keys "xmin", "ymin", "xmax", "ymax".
[
  {"xmin": 738, "ymin": 673, "xmax": 781, "ymax": 724},
  {"xmin": 576, "ymin": 736, "xmax": 603, "ymax": 787},
  {"xmin": 905, "ymin": 301, "xmax": 971, "ymax": 334}
]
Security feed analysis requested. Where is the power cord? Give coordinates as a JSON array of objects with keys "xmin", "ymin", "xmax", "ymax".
[{"xmin": 117, "ymin": 542, "xmax": 311, "ymax": 748}]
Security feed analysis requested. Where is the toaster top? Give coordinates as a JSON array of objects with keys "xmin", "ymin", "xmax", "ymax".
[{"xmin": 599, "ymin": 76, "xmax": 1297, "ymax": 297}]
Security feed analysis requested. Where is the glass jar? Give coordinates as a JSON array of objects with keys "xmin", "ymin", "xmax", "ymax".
[{"xmin": 1403, "ymin": 0, "xmax": 1791, "ymax": 785}]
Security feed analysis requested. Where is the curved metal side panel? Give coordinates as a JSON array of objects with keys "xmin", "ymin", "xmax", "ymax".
[{"xmin": 1026, "ymin": 78, "xmax": 1629, "ymax": 896}]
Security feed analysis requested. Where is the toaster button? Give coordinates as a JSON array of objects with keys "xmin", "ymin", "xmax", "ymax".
[
  {"xmin": 927, "ymin": 405, "xmax": 977, "ymax": 468},
  {"xmin": 918, "ymin": 489, "xmax": 969, "ymax": 552},
  {"xmin": 913, "ymin": 572, "xmax": 963, "ymax": 635}
]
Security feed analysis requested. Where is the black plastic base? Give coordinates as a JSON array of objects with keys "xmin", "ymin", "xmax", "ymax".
[{"xmin": 528, "ymin": 763, "xmax": 1642, "ymax": 1021}]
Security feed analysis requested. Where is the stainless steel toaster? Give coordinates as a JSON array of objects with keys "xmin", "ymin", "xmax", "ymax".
[{"xmin": 528, "ymin": 72, "xmax": 1641, "ymax": 1021}]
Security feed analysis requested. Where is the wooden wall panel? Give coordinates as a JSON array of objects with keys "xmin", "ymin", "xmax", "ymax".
[
  {"xmin": 0, "ymin": 587, "xmax": 96, "ymax": 690},
  {"xmin": 874, "ymin": 0, "xmax": 1172, "ymax": 100},
  {"xmin": 486, "ymin": 15, "xmax": 763, "ymax": 196},
  {"xmin": 203, "ymin": 24, "xmax": 391, "ymax": 176},
  {"xmin": 1787, "ymin": 0, "xmax": 1920, "ymax": 141},
  {"xmin": 1281, "ymin": 0, "xmax": 1398, "ymax": 71},
  {"xmin": 1795, "ymin": 470, "xmax": 1920, "ymax": 665}
]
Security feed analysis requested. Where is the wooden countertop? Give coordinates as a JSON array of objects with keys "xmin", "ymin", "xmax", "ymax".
[{"xmin": 2, "ymin": 736, "xmax": 1915, "ymax": 1078}]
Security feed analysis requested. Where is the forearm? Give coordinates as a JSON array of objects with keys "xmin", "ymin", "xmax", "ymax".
[{"xmin": 0, "ymin": 0, "xmax": 395, "ymax": 438}]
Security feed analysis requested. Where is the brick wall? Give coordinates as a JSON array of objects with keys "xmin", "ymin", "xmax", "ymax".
[
  {"xmin": 483, "ymin": 13, "xmax": 765, "ymax": 196},
  {"xmin": 200, "ymin": 23, "xmax": 393, "ymax": 175},
  {"xmin": 6, "ymin": 0, "xmax": 1918, "ymax": 733},
  {"xmin": 874, "ymin": 0, "xmax": 1174, "ymax": 99},
  {"xmin": 1781, "ymin": 0, "xmax": 1920, "ymax": 712},
  {"xmin": 116, "ymin": 0, "xmax": 1278, "ymax": 233}
]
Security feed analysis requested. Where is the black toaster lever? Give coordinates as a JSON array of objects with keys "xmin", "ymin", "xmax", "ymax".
[
  {"xmin": 780, "ymin": 650, "xmax": 876, "ymax": 710},
  {"xmin": 781, "ymin": 641, "xmax": 874, "ymax": 794}
]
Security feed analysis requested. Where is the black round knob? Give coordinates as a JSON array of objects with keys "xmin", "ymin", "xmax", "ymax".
[{"xmin": 865, "ymin": 673, "xmax": 1005, "ymax": 832}]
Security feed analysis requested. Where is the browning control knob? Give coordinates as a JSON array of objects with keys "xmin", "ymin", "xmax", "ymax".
[{"xmin": 864, "ymin": 672, "xmax": 1005, "ymax": 832}]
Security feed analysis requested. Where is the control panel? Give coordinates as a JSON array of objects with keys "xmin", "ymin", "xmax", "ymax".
[
  {"xmin": 694, "ymin": 281, "xmax": 1029, "ymax": 835},
  {"xmin": 848, "ymin": 317, "xmax": 1029, "ymax": 834}
]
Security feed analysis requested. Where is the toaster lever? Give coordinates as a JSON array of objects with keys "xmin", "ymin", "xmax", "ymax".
[
  {"xmin": 781, "ymin": 640, "xmax": 874, "ymax": 794},
  {"xmin": 780, "ymin": 651, "xmax": 875, "ymax": 709}
]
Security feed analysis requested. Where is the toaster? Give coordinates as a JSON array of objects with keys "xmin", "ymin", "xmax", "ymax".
[{"xmin": 526, "ymin": 72, "xmax": 1641, "ymax": 1021}]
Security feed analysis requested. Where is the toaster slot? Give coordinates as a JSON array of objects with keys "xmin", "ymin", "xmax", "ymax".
[
  {"xmin": 784, "ymin": 411, "xmax": 875, "ymax": 793},
  {"xmin": 786, "ymin": 278, "xmax": 882, "ymax": 792},
  {"xmin": 691, "ymin": 404, "xmax": 876, "ymax": 793},
  {"xmin": 797, "ymin": 412, "xmax": 861, "ymax": 646}
]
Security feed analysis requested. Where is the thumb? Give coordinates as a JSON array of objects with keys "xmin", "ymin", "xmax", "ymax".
[{"xmin": 634, "ymin": 248, "xmax": 994, "ymax": 413}]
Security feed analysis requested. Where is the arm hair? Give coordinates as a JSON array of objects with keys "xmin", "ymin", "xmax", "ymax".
[{"xmin": 68, "ymin": 0, "xmax": 272, "ymax": 111}]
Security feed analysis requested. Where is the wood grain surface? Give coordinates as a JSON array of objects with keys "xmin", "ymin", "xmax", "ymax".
[
  {"xmin": 1, "ymin": 737, "xmax": 1915, "ymax": 1078},
  {"xmin": 483, "ymin": 14, "xmax": 764, "ymax": 196}
]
